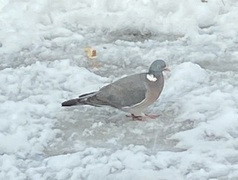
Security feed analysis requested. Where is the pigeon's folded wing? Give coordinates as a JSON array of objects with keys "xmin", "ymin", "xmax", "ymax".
[{"xmin": 96, "ymin": 73, "xmax": 148, "ymax": 108}]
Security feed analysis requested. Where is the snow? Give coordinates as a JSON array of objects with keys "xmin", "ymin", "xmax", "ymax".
[{"xmin": 1, "ymin": 0, "xmax": 238, "ymax": 179}]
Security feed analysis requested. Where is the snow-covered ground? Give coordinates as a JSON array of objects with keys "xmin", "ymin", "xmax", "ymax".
[{"xmin": 1, "ymin": 0, "xmax": 238, "ymax": 179}]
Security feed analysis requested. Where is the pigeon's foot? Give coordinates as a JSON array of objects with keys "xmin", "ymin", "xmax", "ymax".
[
  {"xmin": 145, "ymin": 114, "xmax": 160, "ymax": 119},
  {"xmin": 126, "ymin": 114, "xmax": 145, "ymax": 121},
  {"xmin": 126, "ymin": 114, "xmax": 159, "ymax": 120}
]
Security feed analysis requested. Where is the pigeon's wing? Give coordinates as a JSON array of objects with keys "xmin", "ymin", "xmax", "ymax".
[{"xmin": 95, "ymin": 73, "xmax": 148, "ymax": 108}]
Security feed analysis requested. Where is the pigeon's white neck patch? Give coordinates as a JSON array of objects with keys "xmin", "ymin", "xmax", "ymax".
[{"xmin": 146, "ymin": 74, "xmax": 157, "ymax": 82}]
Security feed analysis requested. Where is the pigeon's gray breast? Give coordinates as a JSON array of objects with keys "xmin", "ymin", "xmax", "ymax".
[{"xmin": 122, "ymin": 73, "xmax": 164, "ymax": 115}]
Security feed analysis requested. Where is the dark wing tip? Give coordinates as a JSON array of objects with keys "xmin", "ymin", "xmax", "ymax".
[{"xmin": 61, "ymin": 99, "xmax": 78, "ymax": 106}]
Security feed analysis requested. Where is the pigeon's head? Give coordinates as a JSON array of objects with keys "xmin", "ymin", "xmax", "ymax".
[{"xmin": 148, "ymin": 60, "xmax": 168, "ymax": 75}]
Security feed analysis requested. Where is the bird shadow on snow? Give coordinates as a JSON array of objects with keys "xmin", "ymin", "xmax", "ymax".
[{"xmin": 44, "ymin": 102, "xmax": 194, "ymax": 157}]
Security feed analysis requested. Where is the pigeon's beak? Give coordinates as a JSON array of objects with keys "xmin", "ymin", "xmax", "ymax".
[{"xmin": 163, "ymin": 67, "xmax": 170, "ymax": 71}]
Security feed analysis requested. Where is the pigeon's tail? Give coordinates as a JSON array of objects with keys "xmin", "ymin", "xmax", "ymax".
[
  {"xmin": 62, "ymin": 98, "xmax": 80, "ymax": 106},
  {"xmin": 61, "ymin": 92, "xmax": 98, "ymax": 107}
]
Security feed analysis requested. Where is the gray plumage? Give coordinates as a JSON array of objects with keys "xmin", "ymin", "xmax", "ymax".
[{"xmin": 62, "ymin": 60, "xmax": 167, "ymax": 117}]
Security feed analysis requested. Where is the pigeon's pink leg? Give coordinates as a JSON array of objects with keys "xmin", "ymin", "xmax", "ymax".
[{"xmin": 145, "ymin": 114, "xmax": 160, "ymax": 119}]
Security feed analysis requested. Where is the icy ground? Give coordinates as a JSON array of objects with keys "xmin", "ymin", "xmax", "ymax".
[{"xmin": 1, "ymin": 0, "xmax": 238, "ymax": 179}]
